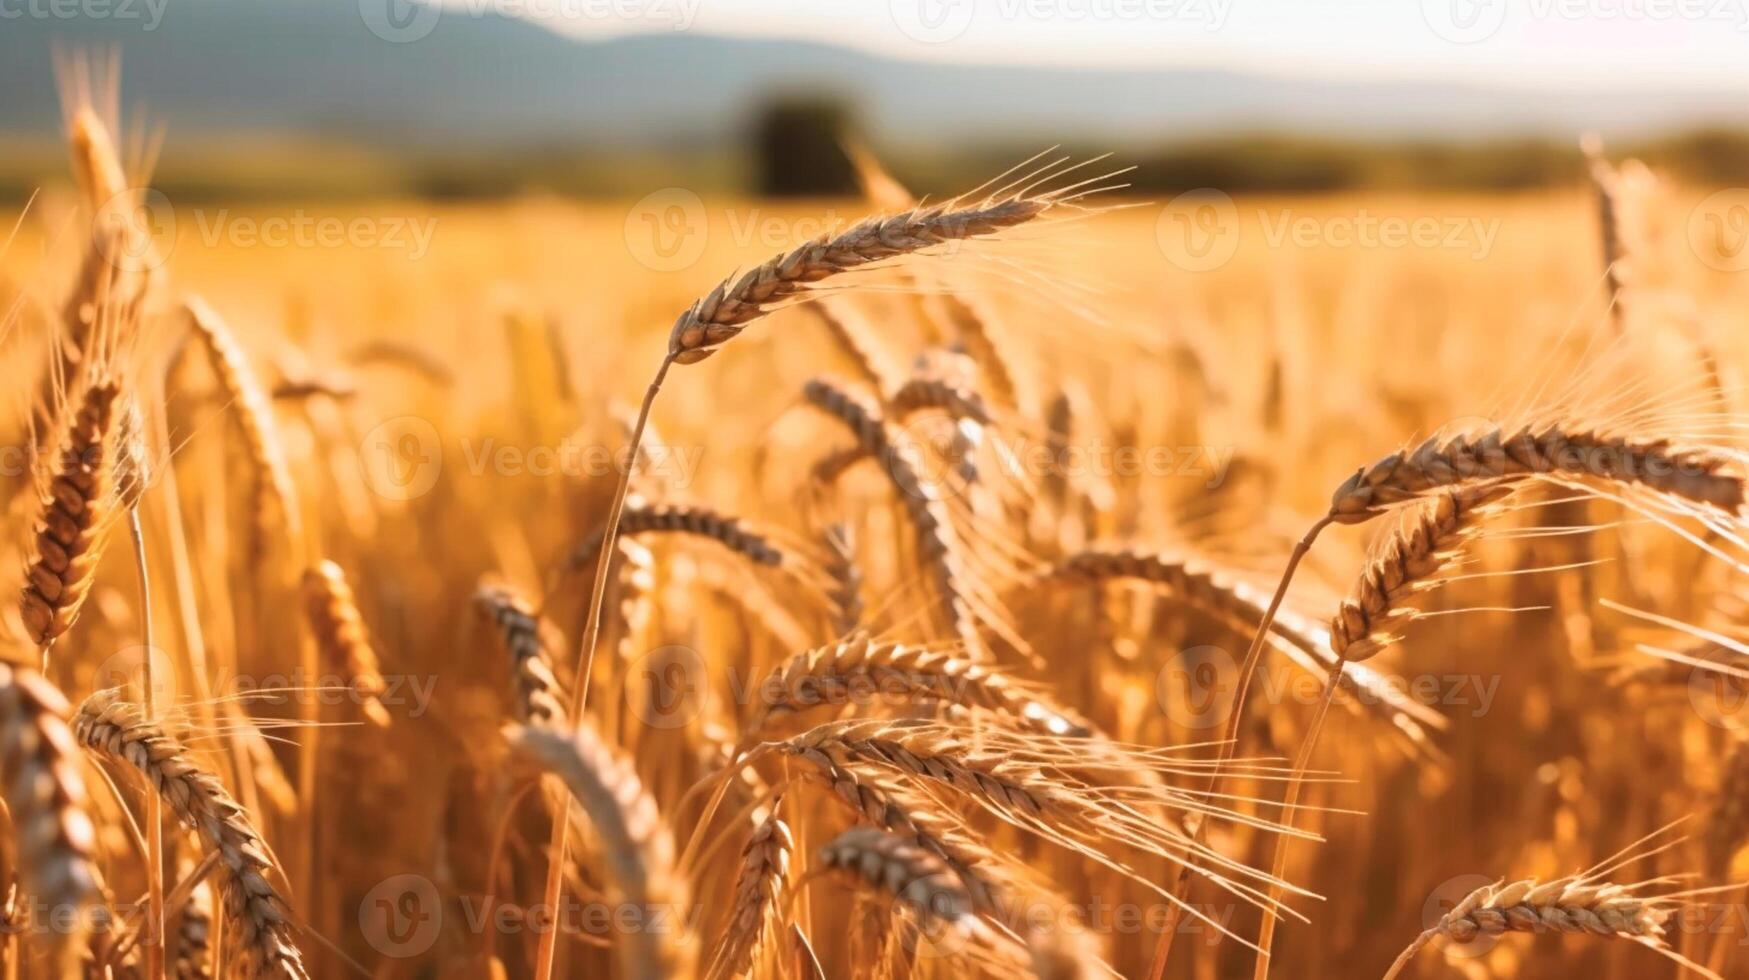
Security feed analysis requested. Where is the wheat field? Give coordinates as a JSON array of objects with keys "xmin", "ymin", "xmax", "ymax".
[{"xmin": 4, "ymin": 88, "xmax": 1749, "ymax": 980}]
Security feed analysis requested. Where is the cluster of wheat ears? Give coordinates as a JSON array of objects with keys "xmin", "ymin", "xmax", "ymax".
[{"xmin": 6, "ymin": 59, "xmax": 1749, "ymax": 980}]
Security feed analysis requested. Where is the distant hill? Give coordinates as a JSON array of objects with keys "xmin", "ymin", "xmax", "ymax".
[{"xmin": 1, "ymin": 0, "xmax": 1745, "ymax": 152}]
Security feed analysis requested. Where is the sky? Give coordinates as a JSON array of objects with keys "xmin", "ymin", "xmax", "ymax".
[{"xmin": 484, "ymin": 0, "xmax": 1749, "ymax": 88}]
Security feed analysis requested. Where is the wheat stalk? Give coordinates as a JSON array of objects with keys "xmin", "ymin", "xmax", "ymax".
[
  {"xmin": 301, "ymin": 561, "xmax": 391, "ymax": 727},
  {"xmin": 180, "ymin": 298, "xmax": 300, "ymax": 558},
  {"xmin": 1330, "ymin": 426, "xmax": 1743, "ymax": 522},
  {"xmin": 474, "ymin": 583, "xmax": 569, "ymax": 729},
  {"xmin": 802, "ymin": 377, "xmax": 996, "ymax": 659},
  {"xmin": 706, "ymin": 803, "xmax": 795, "ymax": 980},
  {"xmin": 505, "ymin": 721, "xmax": 696, "ymax": 980},
  {"xmin": 781, "ymin": 739, "xmax": 1013, "ymax": 916},
  {"xmin": 742, "ymin": 636, "xmax": 1092, "ymax": 743},
  {"xmin": 72, "ymin": 690, "xmax": 309, "ymax": 979},
  {"xmin": 821, "ymin": 522, "xmax": 864, "ymax": 635},
  {"xmin": 0, "ymin": 664, "xmax": 100, "ymax": 973},
  {"xmin": 564, "ymin": 500, "xmax": 783, "ymax": 574},
  {"xmin": 1382, "ymin": 827, "xmax": 1714, "ymax": 979},
  {"xmin": 21, "ymin": 378, "xmax": 120, "ymax": 652},
  {"xmin": 1040, "ymin": 546, "xmax": 1447, "ymax": 753}
]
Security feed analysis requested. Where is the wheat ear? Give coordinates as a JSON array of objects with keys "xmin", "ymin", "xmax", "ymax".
[
  {"xmin": 1040, "ymin": 547, "xmax": 1447, "ymax": 752},
  {"xmin": 782, "ymin": 740, "xmax": 1014, "ymax": 916},
  {"xmin": 564, "ymin": 501, "xmax": 783, "ymax": 574},
  {"xmin": 706, "ymin": 803, "xmax": 795, "ymax": 980},
  {"xmin": 666, "ymin": 177, "xmax": 1083, "ymax": 364},
  {"xmin": 552, "ymin": 159, "xmax": 1111, "ymax": 980},
  {"xmin": 802, "ymin": 377, "xmax": 996, "ymax": 659},
  {"xmin": 474, "ymin": 583, "xmax": 568, "ymax": 729},
  {"xmin": 505, "ymin": 722, "xmax": 696, "ymax": 980},
  {"xmin": 21, "ymin": 379, "xmax": 120, "ymax": 651},
  {"xmin": 0, "ymin": 664, "xmax": 100, "ymax": 972},
  {"xmin": 1582, "ymin": 134, "xmax": 1626, "ymax": 331},
  {"xmin": 821, "ymin": 522, "xmax": 864, "ymax": 635},
  {"xmin": 1246, "ymin": 486, "xmax": 1512, "ymax": 979},
  {"xmin": 816, "ymin": 827, "xmax": 1032, "ymax": 973},
  {"xmin": 1383, "ymin": 826, "xmax": 1714, "ymax": 979},
  {"xmin": 300, "ymin": 561, "xmax": 391, "ymax": 727},
  {"xmin": 742, "ymin": 636, "xmax": 1092, "ymax": 743},
  {"xmin": 72, "ymin": 690, "xmax": 309, "ymax": 979},
  {"xmin": 181, "ymin": 298, "xmax": 300, "ymax": 557}
]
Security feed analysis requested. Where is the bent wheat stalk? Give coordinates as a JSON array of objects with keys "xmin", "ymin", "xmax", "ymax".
[
  {"xmin": 546, "ymin": 156, "xmax": 1116, "ymax": 980},
  {"xmin": 301, "ymin": 561, "xmax": 391, "ymax": 727},
  {"xmin": 475, "ymin": 583, "xmax": 568, "ymax": 729},
  {"xmin": 706, "ymin": 803, "xmax": 794, "ymax": 980},
  {"xmin": 506, "ymin": 721, "xmax": 696, "ymax": 980},
  {"xmin": 741, "ymin": 636, "xmax": 1092, "ymax": 744},
  {"xmin": 73, "ymin": 690, "xmax": 309, "ymax": 979},
  {"xmin": 0, "ymin": 664, "xmax": 99, "ymax": 974},
  {"xmin": 1248, "ymin": 486, "xmax": 1509, "ymax": 979},
  {"xmin": 563, "ymin": 500, "xmax": 784, "ymax": 575},
  {"xmin": 1382, "ymin": 825, "xmax": 1717, "ymax": 979}
]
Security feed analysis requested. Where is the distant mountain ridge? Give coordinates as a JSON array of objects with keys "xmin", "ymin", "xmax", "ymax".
[{"xmin": 0, "ymin": 0, "xmax": 1743, "ymax": 151}]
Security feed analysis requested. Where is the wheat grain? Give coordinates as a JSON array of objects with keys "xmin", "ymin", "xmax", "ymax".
[
  {"xmin": 706, "ymin": 804, "xmax": 794, "ymax": 980},
  {"xmin": 1330, "ymin": 484, "xmax": 1511, "ymax": 662},
  {"xmin": 21, "ymin": 378, "xmax": 120, "ymax": 649},
  {"xmin": 181, "ymin": 298, "xmax": 300, "ymax": 557},
  {"xmin": 802, "ymin": 377, "xmax": 994, "ymax": 659},
  {"xmin": 744, "ymin": 636, "xmax": 1092, "ymax": 741},
  {"xmin": 0, "ymin": 664, "xmax": 99, "ymax": 972},
  {"xmin": 73, "ymin": 690, "xmax": 309, "ymax": 979},
  {"xmin": 565, "ymin": 500, "xmax": 783, "ymax": 574},
  {"xmin": 1330, "ymin": 425, "xmax": 1744, "ymax": 522},
  {"xmin": 300, "ymin": 561, "xmax": 391, "ymax": 727},
  {"xmin": 821, "ymin": 522, "xmax": 864, "ymax": 635},
  {"xmin": 474, "ymin": 583, "xmax": 569, "ymax": 729},
  {"xmin": 667, "ymin": 183, "xmax": 1079, "ymax": 364},
  {"xmin": 1381, "ymin": 833, "xmax": 1711, "ymax": 980}
]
